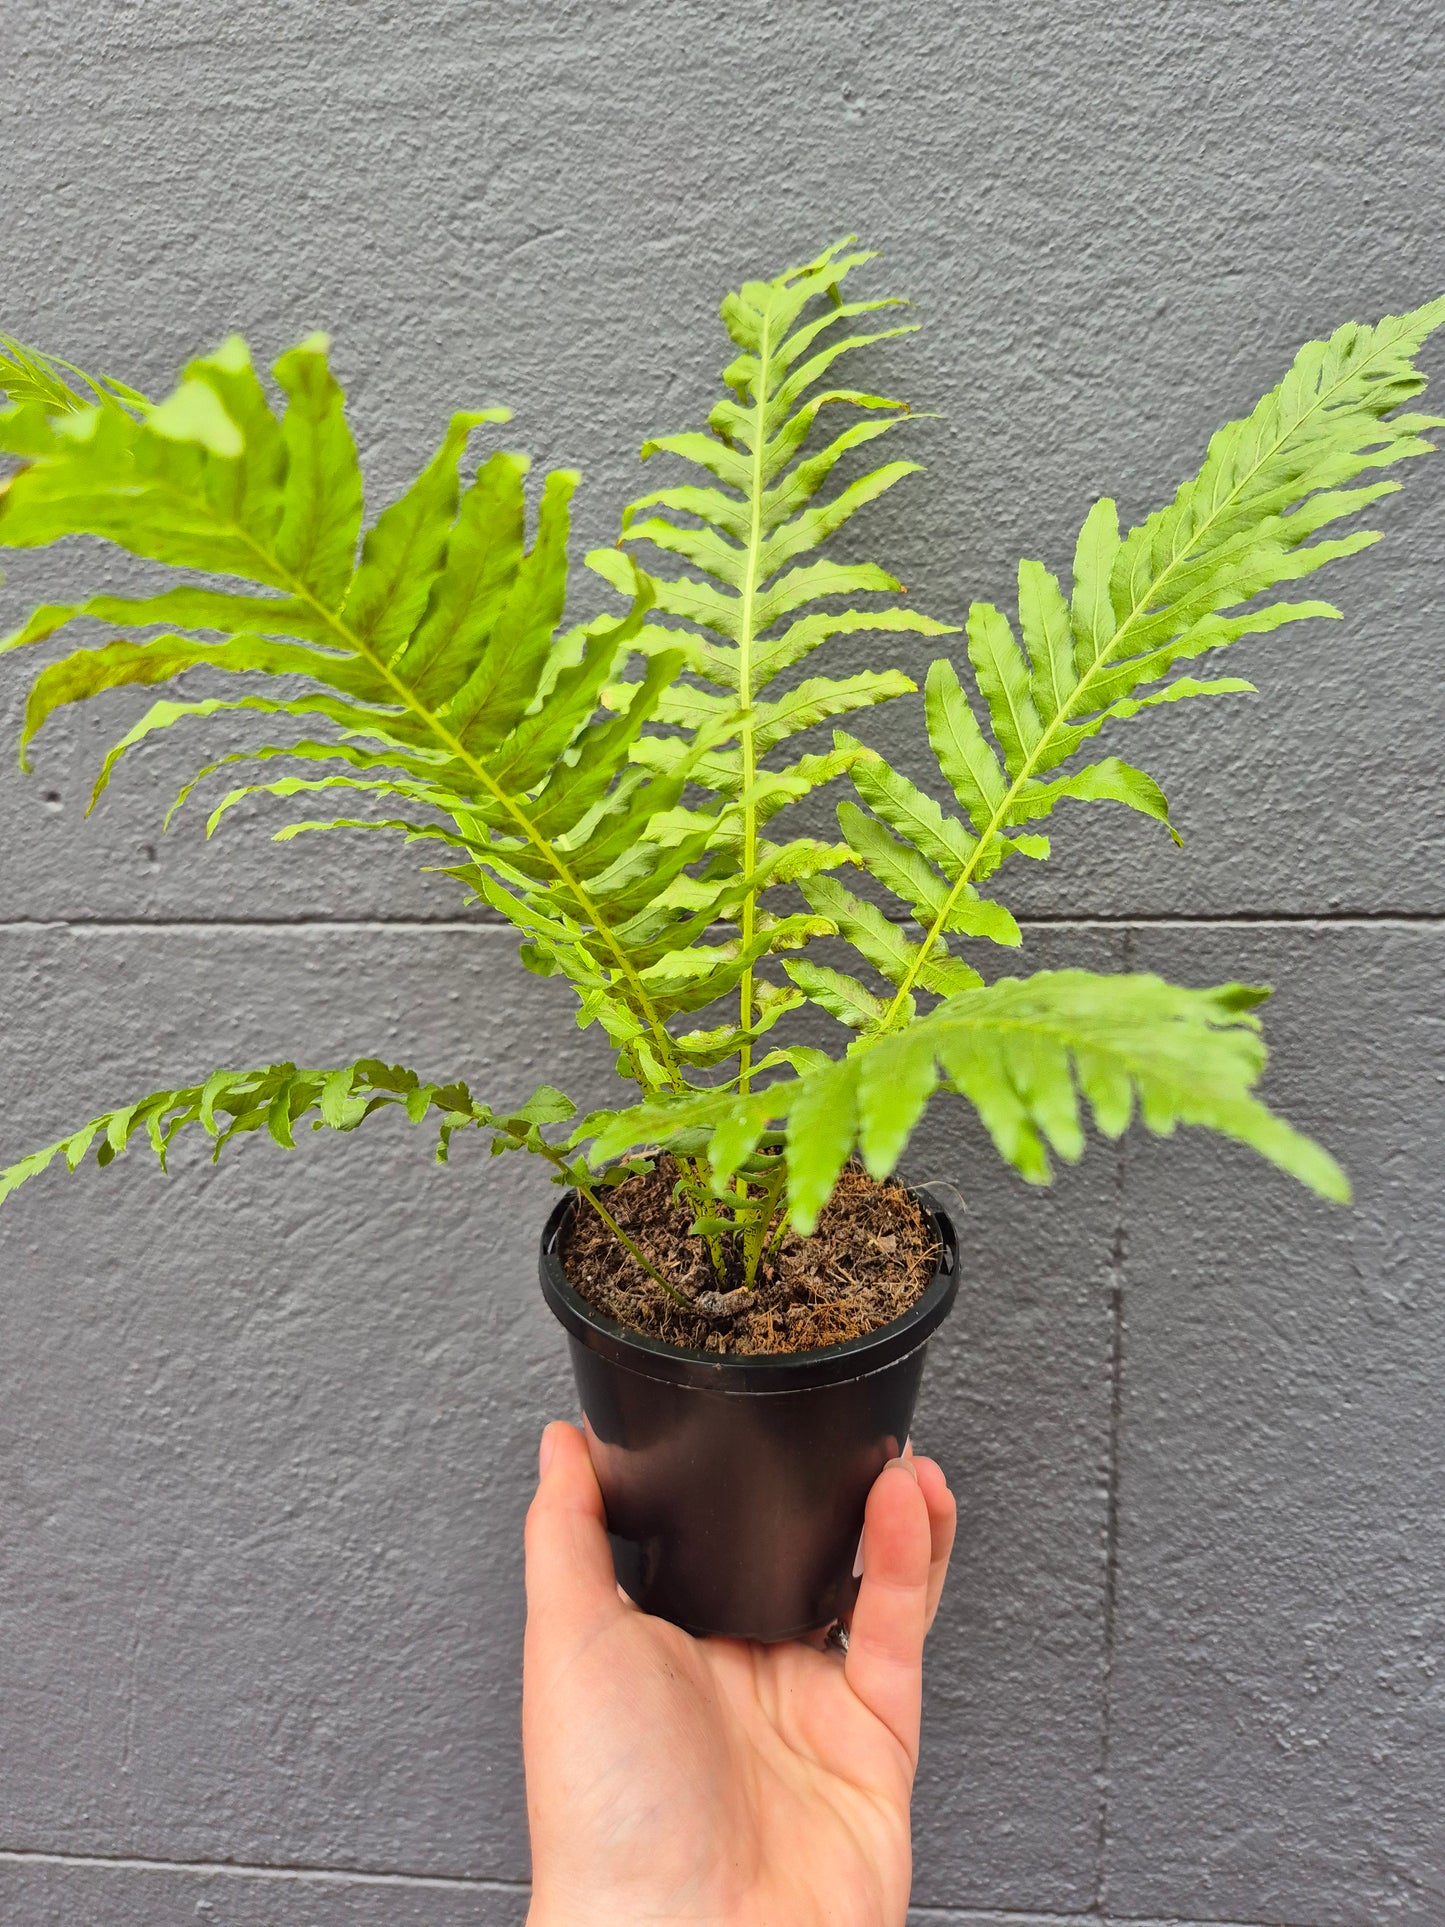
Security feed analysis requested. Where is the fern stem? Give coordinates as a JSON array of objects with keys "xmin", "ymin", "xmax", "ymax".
[
  {"xmin": 875, "ymin": 339, "xmax": 1399, "ymax": 1033},
  {"xmin": 734, "ymin": 302, "xmax": 775, "ymax": 1099},
  {"xmin": 741, "ymin": 1153, "xmax": 789, "ymax": 1286},
  {"xmin": 541, "ymin": 1148, "xmax": 694, "ymax": 1309},
  {"xmin": 579, "ymin": 1184, "xmax": 693, "ymax": 1308}
]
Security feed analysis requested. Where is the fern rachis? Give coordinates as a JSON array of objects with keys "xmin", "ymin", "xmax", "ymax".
[{"xmin": 733, "ymin": 298, "xmax": 773, "ymax": 1100}]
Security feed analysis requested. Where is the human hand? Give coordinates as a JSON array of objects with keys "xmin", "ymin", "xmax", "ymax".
[{"xmin": 522, "ymin": 1420, "xmax": 956, "ymax": 1927}]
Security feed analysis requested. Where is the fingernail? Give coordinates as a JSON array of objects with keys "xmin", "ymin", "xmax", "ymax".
[
  {"xmin": 885, "ymin": 1454, "xmax": 918, "ymax": 1482},
  {"xmin": 538, "ymin": 1426, "xmax": 557, "ymax": 1477}
]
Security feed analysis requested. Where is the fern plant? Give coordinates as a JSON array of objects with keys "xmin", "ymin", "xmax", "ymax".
[{"xmin": 2, "ymin": 241, "xmax": 1440, "ymax": 1318}]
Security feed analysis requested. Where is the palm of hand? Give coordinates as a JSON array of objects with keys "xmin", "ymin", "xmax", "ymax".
[{"xmin": 524, "ymin": 1423, "xmax": 955, "ymax": 1927}]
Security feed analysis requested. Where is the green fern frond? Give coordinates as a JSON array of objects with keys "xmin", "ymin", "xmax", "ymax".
[
  {"xmin": 0, "ymin": 330, "xmax": 718, "ymax": 1097},
  {"xmin": 583, "ymin": 971, "xmax": 1350, "ymax": 1233},
  {"xmin": 608, "ymin": 237, "xmax": 957, "ymax": 1093},
  {"xmin": 0, "ymin": 1060, "xmax": 580, "ymax": 1206},
  {"xmin": 819, "ymin": 295, "xmax": 1445, "ymax": 1029}
]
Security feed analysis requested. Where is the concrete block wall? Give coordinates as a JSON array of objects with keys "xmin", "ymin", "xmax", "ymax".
[{"xmin": 2, "ymin": 3, "xmax": 1441, "ymax": 1921}]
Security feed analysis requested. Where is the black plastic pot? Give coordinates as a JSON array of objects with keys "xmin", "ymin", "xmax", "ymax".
[{"xmin": 537, "ymin": 1186, "xmax": 960, "ymax": 1642}]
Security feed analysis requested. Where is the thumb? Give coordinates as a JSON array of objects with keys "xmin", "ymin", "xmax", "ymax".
[{"xmin": 524, "ymin": 1420, "xmax": 623, "ymax": 1634}]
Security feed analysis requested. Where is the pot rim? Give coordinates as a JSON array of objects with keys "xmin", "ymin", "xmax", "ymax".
[{"xmin": 538, "ymin": 1182, "xmax": 960, "ymax": 1394}]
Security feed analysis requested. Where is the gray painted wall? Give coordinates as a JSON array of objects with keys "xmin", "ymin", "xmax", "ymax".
[{"xmin": 2, "ymin": 2, "xmax": 1441, "ymax": 1922}]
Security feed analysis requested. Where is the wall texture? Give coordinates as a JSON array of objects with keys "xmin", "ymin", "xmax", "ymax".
[{"xmin": 2, "ymin": 2, "xmax": 1442, "ymax": 1923}]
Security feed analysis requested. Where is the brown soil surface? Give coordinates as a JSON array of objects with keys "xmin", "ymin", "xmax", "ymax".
[{"xmin": 563, "ymin": 1156, "xmax": 939, "ymax": 1356}]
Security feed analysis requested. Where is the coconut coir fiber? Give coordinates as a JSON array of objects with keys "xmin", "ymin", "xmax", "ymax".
[{"xmin": 563, "ymin": 1155, "xmax": 939, "ymax": 1356}]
